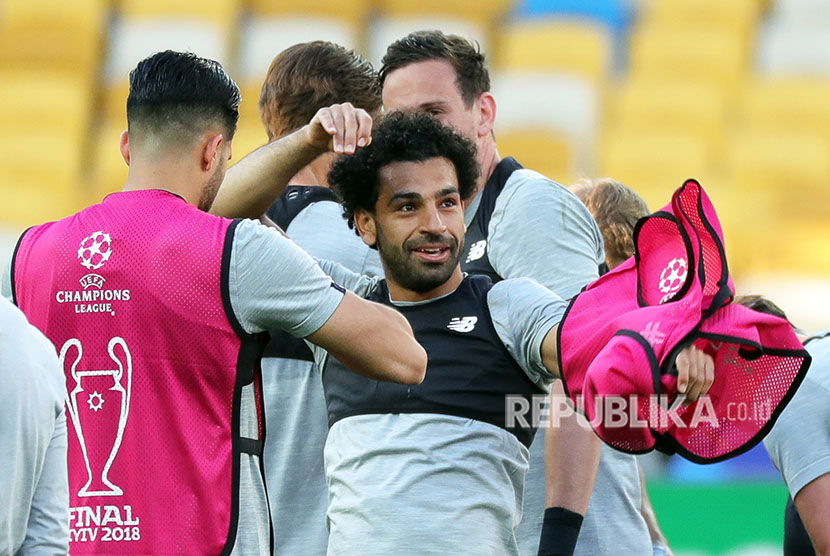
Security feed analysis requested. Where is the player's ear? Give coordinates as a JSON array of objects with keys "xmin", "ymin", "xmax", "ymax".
[
  {"xmin": 119, "ymin": 130, "xmax": 131, "ymax": 166},
  {"xmin": 354, "ymin": 209, "xmax": 377, "ymax": 248},
  {"xmin": 203, "ymin": 133, "xmax": 224, "ymax": 171},
  {"xmin": 475, "ymin": 92, "xmax": 496, "ymax": 139}
]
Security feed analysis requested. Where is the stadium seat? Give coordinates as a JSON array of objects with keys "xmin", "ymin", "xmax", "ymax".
[
  {"xmin": 724, "ymin": 130, "xmax": 830, "ymax": 220},
  {"xmin": 641, "ymin": 0, "xmax": 760, "ymax": 44},
  {"xmin": 770, "ymin": 0, "xmax": 830, "ymax": 26},
  {"xmin": 514, "ymin": 0, "xmax": 633, "ymax": 36},
  {"xmin": 495, "ymin": 19, "xmax": 613, "ymax": 84},
  {"xmin": 118, "ymin": 0, "xmax": 239, "ymax": 26},
  {"xmin": 628, "ymin": 26, "xmax": 749, "ymax": 99},
  {"xmin": 0, "ymin": 71, "xmax": 93, "ymax": 139},
  {"xmin": 597, "ymin": 129, "xmax": 715, "ymax": 210},
  {"xmin": 756, "ymin": 21, "xmax": 830, "ymax": 76},
  {"xmin": 239, "ymin": 0, "xmax": 368, "ymax": 84},
  {"xmin": 236, "ymin": 19, "xmax": 362, "ymax": 86},
  {"xmin": 368, "ymin": 0, "xmax": 512, "ymax": 67},
  {"xmin": 0, "ymin": 130, "xmax": 85, "ymax": 196},
  {"xmin": 0, "ymin": 182, "xmax": 85, "ymax": 230},
  {"xmin": 738, "ymin": 77, "xmax": 830, "ymax": 142},
  {"xmin": 105, "ymin": 19, "xmax": 232, "ymax": 84},
  {"xmin": 368, "ymin": 17, "xmax": 490, "ymax": 69},
  {"xmin": 249, "ymin": 0, "xmax": 369, "ymax": 21},
  {"xmin": 378, "ymin": 0, "xmax": 512, "ymax": 24},
  {"xmin": 491, "ymin": 70, "xmax": 599, "ymax": 171},
  {"xmin": 0, "ymin": 0, "xmax": 107, "ymax": 80},
  {"xmin": 607, "ymin": 78, "xmax": 728, "ymax": 153},
  {"xmin": 496, "ymin": 129, "xmax": 576, "ymax": 185},
  {"xmin": 102, "ymin": 17, "xmax": 233, "ymax": 120},
  {"xmin": 89, "ymin": 123, "xmax": 130, "ymax": 204},
  {"xmin": 230, "ymin": 122, "xmax": 270, "ymax": 166},
  {"xmin": 238, "ymin": 82, "xmax": 265, "ymax": 130}
]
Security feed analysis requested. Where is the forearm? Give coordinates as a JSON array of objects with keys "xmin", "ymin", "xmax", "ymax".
[
  {"xmin": 546, "ymin": 381, "xmax": 601, "ymax": 514},
  {"xmin": 306, "ymin": 291, "xmax": 427, "ymax": 385},
  {"xmin": 211, "ymin": 127, "xmax": 324, "ymax": 219},
  {"xmin": 794, "ymin": 473, "xmax": 830, "ymax": 555}
]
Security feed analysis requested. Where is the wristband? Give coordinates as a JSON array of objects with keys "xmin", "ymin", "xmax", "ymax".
[{"xmin": 537, "ymin": 506, "xmax": 584, "ymax": 556}]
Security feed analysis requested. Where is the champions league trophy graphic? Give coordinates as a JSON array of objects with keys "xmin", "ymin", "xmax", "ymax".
[{"xmin": 61, "ymin": 337, "xmax": 132, "ymax": 497}]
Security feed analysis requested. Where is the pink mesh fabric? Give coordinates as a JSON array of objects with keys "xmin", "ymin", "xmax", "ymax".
[
  {"xmin": 14, "ymin": 191, "xmax": 247, "ymax": 555},
  {"xmin": 559, "ymin": 180, "xmax": 810, "ymax": 462}
]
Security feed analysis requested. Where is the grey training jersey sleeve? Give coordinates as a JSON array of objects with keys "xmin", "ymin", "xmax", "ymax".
[
  {"xmin": 488, "ymin": 277, "xmax": 566, "ymax": 391},
  {"xmin": 486, "ymin": 169, "xmax": 604, "ymax": 299},
  {"xmin": 228, "ymin": 219, "xmax": 344, "ymax": 336},
  {"xmin": 764, "ymin": 332, "xmax": 830, "ymax": 497}
]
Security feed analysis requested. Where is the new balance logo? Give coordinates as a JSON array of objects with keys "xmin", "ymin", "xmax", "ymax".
[
  {"xmin": 448, "ymin": 316, "xmax": 478, "ymax": 333},
  {"xmin": 465, "ymin": 240, "xmax": 487, "ymax": 263}
]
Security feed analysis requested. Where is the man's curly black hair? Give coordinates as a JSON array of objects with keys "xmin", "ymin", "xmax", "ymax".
[{"xmin": 328, "ymin": 111, "xmax": 479, "ymax": 232}]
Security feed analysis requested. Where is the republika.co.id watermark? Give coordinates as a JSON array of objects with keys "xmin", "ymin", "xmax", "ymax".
[{"xmin": 505, "ymin": 394, "xmax": 774, "ymax": 430}]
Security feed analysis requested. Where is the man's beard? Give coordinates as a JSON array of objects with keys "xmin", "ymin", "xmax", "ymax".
[
  {"xmin": 198, "ymin": 164, "xmax": 224, "ymax": 212},
  {"xmin": 376, "ymin": 227, "xmax": 463, "ymax": 293}
]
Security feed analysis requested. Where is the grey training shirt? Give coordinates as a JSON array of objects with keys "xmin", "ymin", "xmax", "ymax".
[
  {"xmin": 466, "ymin": 166, "xmax": 652, "ymax": 556},
  {"xmin": 312, "ymin": 260, "xmax": 566, "ymax": 556},
  {"xmin": 764, "ymin": 331, "xmax": 830, "ymax": 498}
]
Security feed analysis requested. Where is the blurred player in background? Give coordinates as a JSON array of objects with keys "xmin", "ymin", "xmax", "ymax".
[
  {"xmin": 250, "ymin": 41, "xmax": 383, "ymax": 556},
  {"xmin": 3, "ymin": 50, "xmax": 425, "ymax": 556},
  {"xmin": 569, "ymin": 177, "xmax": 673, "ymax": 556},
  {"xmin": 741, "ymin": 295, "xmax": 830, "ymax": 556},
  {"xmin": 0, "ymin": 296, "xmax": 68, "ymax": 555},
  {"xmin": 377, "ymin": 30, "xmax": 641, "ymax": 556}
]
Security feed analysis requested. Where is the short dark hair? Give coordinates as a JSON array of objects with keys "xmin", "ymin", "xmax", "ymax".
[
  {"xmin": 259, "ymin": 41, "xmax": 381, "ymax": 140},
  {"xmin": 127, "ymin": 50, "xmax": 240, "ymax": 143},
  {"xmin": 379, "ymin": 30, "xmax": 490, "ymax": 107},
  {"xmin": 328, "ymin": 111, "xmax": 479, "ymax": 231}
]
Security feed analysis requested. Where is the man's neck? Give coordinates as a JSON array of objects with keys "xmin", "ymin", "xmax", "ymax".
[
  {"xmin": 473, "ymin": 137, "xmax": 501, "ymax": 199},
  {"xmin": 121, "ymin": 164, "xmax": 197, "ymax": 206}
]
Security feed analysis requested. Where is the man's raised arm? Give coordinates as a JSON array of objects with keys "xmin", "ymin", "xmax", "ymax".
[{"xmin": 210, "ymin": 103, "xmax": 372, "ymax": 219}]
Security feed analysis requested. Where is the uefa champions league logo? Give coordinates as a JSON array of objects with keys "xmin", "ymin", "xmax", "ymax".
[
  {"xmin": 78, "ymin": 231, "xmax": 113, "ymax": 271},
  {"xmin": 658, "ymin": 257, "xmax": 688, "ymax": 303}
]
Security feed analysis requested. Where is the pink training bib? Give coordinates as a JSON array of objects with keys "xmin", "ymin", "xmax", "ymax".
[
  {"xmin": 558, "ymin": 180, "xmax": 810, "ymax": 462},
  {"xmin": 14, "ymin": 190, "xmax": 264, "ymax": 555}
]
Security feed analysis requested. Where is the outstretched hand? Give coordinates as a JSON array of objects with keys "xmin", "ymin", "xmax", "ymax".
[
  {"xmin": 674, "ymin": 345, "xmax": 715, "ymax": 405},
  {"xmin": 304, "ymin": 103, "xmax": 373, "ymax": 155}
]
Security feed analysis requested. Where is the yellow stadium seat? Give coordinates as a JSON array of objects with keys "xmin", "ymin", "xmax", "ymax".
[
  {"xmin": 496, "ymin": 20, "xmax": 612, "ymax": 84},
  {"xmin": 369, "ymin": 17, "xmax": 490, "ymax": 69},
  {"xmin": 628, "ymin": 26, "xmax": 748, "ymax": 99},
  {"xmin": 724, "ymin": 130, "xmax": 830, "ymax": 220},
  {"xmin": 0, "ymin": 72, "xmax": 93, "ymax": 138},
  {"xmin": 230, "ymin": 122, "xmax": 270, "ymax": 166},
  {"xmin": 238, "ymin": 82, "xmax": 265, "ymax": 128},
  {"xmin": 89, "ymin": 123, "xmax": 130, "ymax": 204},
  {"xmin": 249, "ymin": 0, "xmax": 370, "ymax": 21},
  {"xmin": 378, "ymin": 0, "xmax": 512, "ymax": 24},
  {"xmin": 642, "ymin": 0, "xmax": 760, "ymax": 43},
  {"xmin": 739, "ymin": 77, "xmax": 830, "ymax": 143},
  {"xmin": 598, "ymin": 130, "xmax": 715, "ymax": 209},
  {"xmin": 0, "ymin": 0, "xmax": 107, "ymax": 79},
  {"xmin": 0, "ymin": 131, "xmax": 85, "ymax": 195},
  {"xmin": 607, "ymin": 78, "xmax": 728, "ymax": 152},
  {"xmin": 497, "ymin": 129, "xmax": 576, "ymax": 185},
  {"xmin": 119, "ymin": 0, "xmax": 239, "ymax": 25},
  {"xmin": 0, "ymin": 182, "xmax": 85, "ymax": 229}
]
